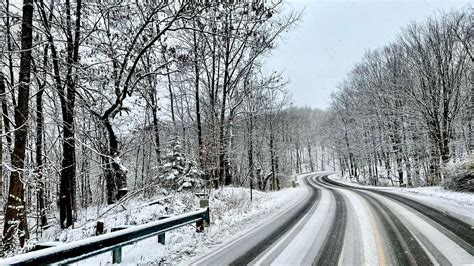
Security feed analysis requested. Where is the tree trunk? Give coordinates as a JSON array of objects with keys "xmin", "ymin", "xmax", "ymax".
[
  {"xmin": 60, "ymin": 110, "xmax": 75, "ymax": 228},
  {"xmin": 428, "ymin": 144, "xmax": 441, "ymax": 185},
  {"xmin": 0, "ymin": 73, "xmax": 4, "ymax": 211},
  {"xmin": 164, "ymin": 53, "xmax": 175, "ymax": 127},
  {"xmin": 151, "ymin": 103, "xmax": 161, "ymax": 161},
  {"xmin": 343, "ymin": 129, "xmax": 356, "ymax": 178},
  {"xmin": 58, "ymin": 0, "xmax": 82, "ymax": 229},
  {"xmin": 295, "ymin": 143, "xmax": 300, "ymax": 174},
  {"xmin": 103, "ymin": 119, "xmax": 127, "ymax": 204},
  {"xmin": 2, "ymin": 0, "xmax": 34, "ymax": 250},
  {"xmin": 270, "ymin": 119, "xmax": 277, "ymax": 190},
  {"xmin": 0, "ymin": 72, "xmax": 12, "ymax": 152},
  {"xmin": 35, "ymin": 47, "xmax": 47, "ymax": 227},
  {"xmin": 193, "ymin": 20, "xmax": 203, "ymax": 162},
  {"xmin": 470, "ymin": 69, "xmax": 474, "ymax": 154},
  {"xmin": 219, "ymin": 29, "xmax": 231, "ymax": 186},
  {"xmin": 6, "ymin": 0, "xmax": 17, "ymax": 109},
  {"xmin": 247, "ymin": 114, "xmax": 254, "ymax": 185},
  {"xmin": 321, "ymin": 146, "xmax": 325, "ymax": 171},
  {"xmin": 307, "ymin": 142, "xmax": 314, "ymax": 172}
]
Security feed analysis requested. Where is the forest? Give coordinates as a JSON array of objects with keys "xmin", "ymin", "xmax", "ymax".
[
  {"xmin": 0, "ymin": 0, "xmax": 472, "ymax": 257},
  {"xmin": 325, "ymin": 9, "xmax": 473, "ymax": 189},
  {"xmin": 0, "ymin": 0, "xmax": 324, "ymax": 254}
]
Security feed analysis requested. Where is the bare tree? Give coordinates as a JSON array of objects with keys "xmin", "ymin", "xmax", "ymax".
[{"xmin": 2, "ymin": 0, "xmax": 34, "ymax": 251}]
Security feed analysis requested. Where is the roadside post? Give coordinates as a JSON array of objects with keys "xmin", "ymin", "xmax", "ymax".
[
  {"xmin": 196, "ymin": 193, "xmax": 209, "ymax": 231},
  {"xmin": 157, "ymin": 216, "xmax": 170, "ymax": 244},
  {"xmin": 250, "ymin": 179, "xmax": 253, "ymax": 202},
  {"xmin": 110, "ymin": 226, "xmax": 132, "ymax": 264}
]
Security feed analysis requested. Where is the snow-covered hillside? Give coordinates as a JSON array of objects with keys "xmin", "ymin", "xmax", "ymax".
[{"xmin": 26, "ymin": 185, "xmax": 305, "ymax": 264}]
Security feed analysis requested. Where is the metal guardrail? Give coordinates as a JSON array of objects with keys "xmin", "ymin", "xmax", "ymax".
[{"xmin": 0, "ymin": 208, "xmax": 210, "ymax": 265}]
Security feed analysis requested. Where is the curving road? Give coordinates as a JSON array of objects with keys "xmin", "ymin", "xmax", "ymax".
[{"xmin": 192, "ymin": 174, "xmax": 474, "ymax": 265}]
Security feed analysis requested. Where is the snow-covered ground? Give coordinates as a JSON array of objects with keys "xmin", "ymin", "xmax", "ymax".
[
  {"xmin": 20, "ymin": 183, "xmax": 306, "ymax": 265},
  {"xmin": 328, "ymin": 173, "xmax": 474, "ymax": 224}
]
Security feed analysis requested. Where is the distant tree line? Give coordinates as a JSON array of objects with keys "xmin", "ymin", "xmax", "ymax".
[{"xmin": 325, "ymin": 9, "xmax": 472, "ymax": 187}]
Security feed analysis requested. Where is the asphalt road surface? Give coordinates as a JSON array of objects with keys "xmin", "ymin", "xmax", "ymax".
[{"xmin": 192, "ymin": 173, "xmax": 474, "ymax": 265}]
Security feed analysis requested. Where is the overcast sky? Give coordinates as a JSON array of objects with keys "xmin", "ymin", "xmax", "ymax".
[{"xmin": 264, "ymin": 0, "xmax": 472, "ymax": 110}]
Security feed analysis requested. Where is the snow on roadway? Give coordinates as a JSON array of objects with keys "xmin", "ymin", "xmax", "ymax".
[
  {"xmin": 326, "ymin": 173, "xmax": 474, "ymax": 265},
  {"xmin": 338, "ymin": 189, "xmax": 380, "ymax": 265},
  {"xmin": 251, "ymin": 173, "xmax": 385, "ymax": 265},
  {"xmin": 370, "ymin": 190, "xmax": 473, "ymax": 265},
  {"xmin": 251, "ymin": 173, "xmax": 473, "ymax": 265},
  {"xmin": 328, "ymin": 173, "xmax": 474, "ymax": 225},
  {"xmin": 59, "ymin": 180, "xmax": 308, "ymax": 265},
  {"xmin": 269, "ymin": 188, "xmax": 332, "ymax": 265}
]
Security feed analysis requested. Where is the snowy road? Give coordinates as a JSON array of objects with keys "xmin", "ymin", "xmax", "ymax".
[{"xmin": 192, "ymin": 174, "xmax": 474, "ymax": 265}]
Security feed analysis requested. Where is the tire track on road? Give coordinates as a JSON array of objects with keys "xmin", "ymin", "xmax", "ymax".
[
  {"xmin": 318, "ymin": 175, "xmax": 432, "ymax": 265},
  {"xmin": 253, "ymin": 176, "xmax": 326, "ymax": 265},
  {"xmin": 312, "ymin": 175, "xmax": 347, "ymax": 265},
  {"xmin": 371, "ymin": 190, "xmax": 474, "ymax": 254},
  {"xmin": 361, "ymin": 192, "xmax": 432, "ymax": 265},
  {"xmin": 230, "ymin": 175, "xmax": 321, "ymax": 265},
  {"xmin": 322, "ymin": 176, "xmax": 474, "ymax": 255}
]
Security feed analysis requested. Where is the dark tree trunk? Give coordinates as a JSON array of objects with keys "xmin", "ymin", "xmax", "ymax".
[
  {"xmin": 219, "ymin": 16, "xmax": 231, "ymax": 186},
  {"xmin": 308, "ymin": 142, "xmax": 314, "ymax": 172},
  {"xmin": 315, "ymin": 146, "xmax": 318, "ymax": 171},
  {"xmin": 60, "ymin": 110, "xmax": 75, "ymax": 228},
  {"xmin": 151, "ymin": 103, "xmax": 161, "ymax": 161},
  {"xmin": 38, "ymin": 0, "xmax": 80, "ymax": 229},
  {"xmin": 103, "ymin": 119, "xmax": 127, "ymax": 204},
  {"xmin": 0, "ymin": 73, "xmax": 4, "ymax": 211},
  {"xmin": 269, "ymin": 119, "xmax": 277, "ymax": 190},
  {"xmin": 58, "ymin": 0, "xmax": 82, "ymax": 229},
  {"xmin": 247, "ymin": 114, "xmax": 254, "ymax": 185},
  {"xmin": 193, "ymin": 23, "xmax": 203, "ymax": 162},
  {"xmin": 428, "ymin": 144, "xmax": 441, "ymax": 186},
  {"xmin": 405, "ymin": 156, "xmax": 412, "ymax": 187},
  {"xmin": 471, "ymin": 69, "xmax": 474, "ymax": 153},
  {"xmin": 2, "ymin": 0, "xmax": 34, "ymax": 250},
  {"xmin": 275, "ymin": 154, "xmax": 280, "ymax": 190},
  {"xmin": 343, "ymin": 129, "xmax": 356, "ymax": 178},
  {"xmin": 35, "ymin": 45, "xmax": 48, "ymax": 227},
  {"xmin": 321, "ymin": 146, "xmax": 325, "ymax": 171},
  {"xmin": 6, "ymin": 0, "xmax": 17, "ymax": 108},
  {"xmin": 391, "ymin": 124, "xmax": 404, "ymax": 186},
  {"xmin": 219, "ymin": 86, "xmax": 229, "ymax": 185},
  {"xmin": 0, "ymin": 74, "xmax": 12, "ymax": 151},
  {"xmin": 295, "ymin": 143, "xmax": 300, "ymax": 174},
  {"xmin": 164, "ymin": 53, "xmax": 175, "ymax": 127},
  {"xmin": 1, "ymin": 1, "xmax": 13, "ymax": 154}
]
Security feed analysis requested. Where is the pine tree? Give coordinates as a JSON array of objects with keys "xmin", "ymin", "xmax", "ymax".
[{"xmin": 159, "ymin": 138, "xmax": 203, "ymax": 191}]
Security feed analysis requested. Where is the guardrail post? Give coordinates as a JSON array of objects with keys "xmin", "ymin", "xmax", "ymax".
[
  {"xmin": 196, "ymin": 197, "xmax": 210, "ymax": 232},
  {"xmin": 112, "ymin": 247, "xmax": 122, "ymax": 264},
  {"xmin": 157, "ymin": 216, "xmax": 170, "ymax": 244},
  {"xmin": 203, "ymin": 207, "xmax": 210, "ymax": 225},
  {"xmin": 196, "ymin": 207, "xmax": 210, "ymax": 232},
  {"xmin": 111, "ymin": 226, "xmax": 131, "ymax": 263},
  {"xmin": 158, "ymin": 233, "xmax": 165, "ymax": 245}
]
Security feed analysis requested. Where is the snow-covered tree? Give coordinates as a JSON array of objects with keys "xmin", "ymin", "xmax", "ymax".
[{"xmin": 159, "ymin": 138, "xmax": 203, "ymax": 191}]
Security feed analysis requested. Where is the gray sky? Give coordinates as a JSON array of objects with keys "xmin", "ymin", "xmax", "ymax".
[{"xmin": 264, "ymin": 0, "xmax": 472, "ymax": 110}]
